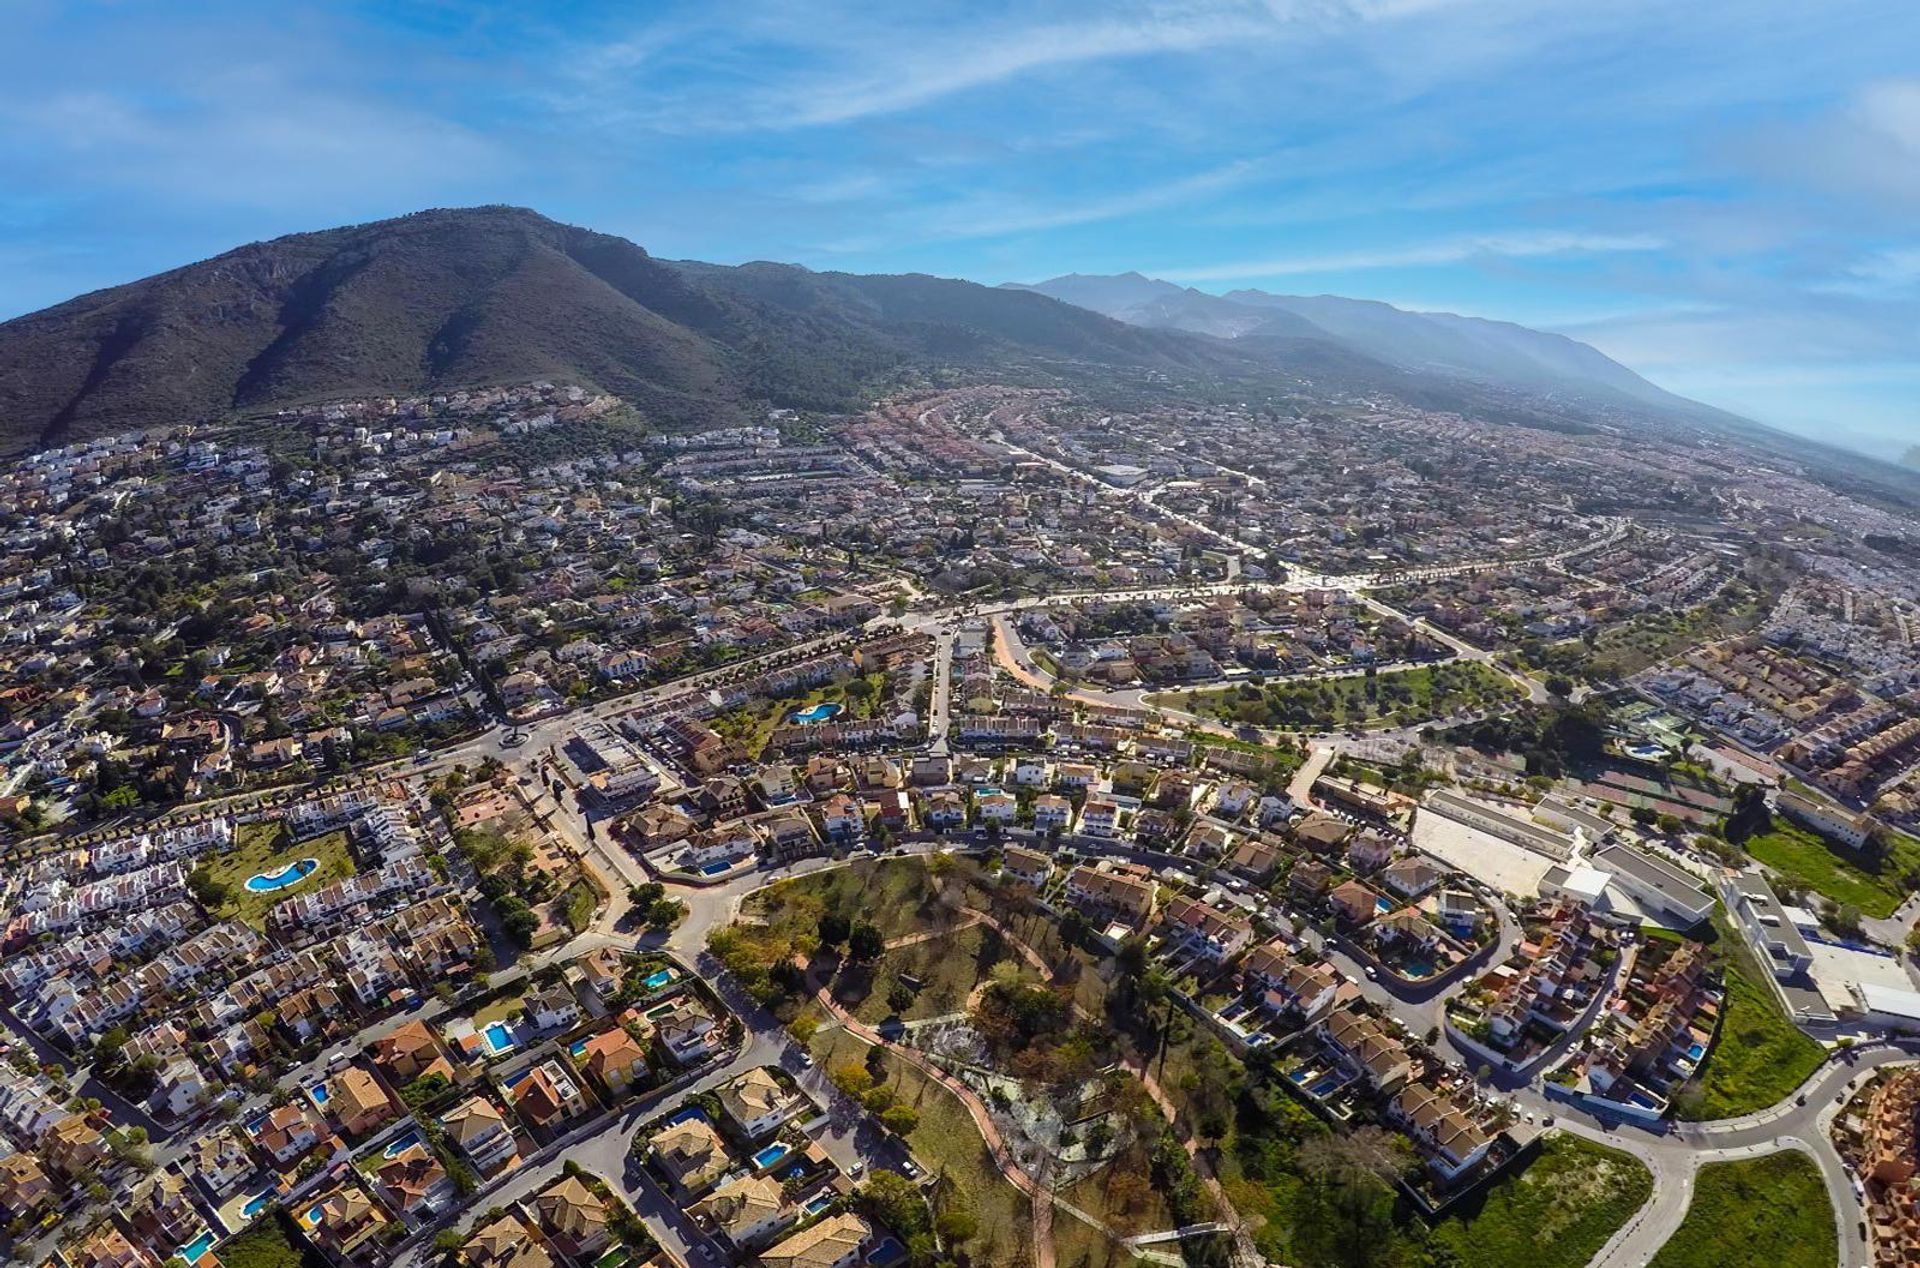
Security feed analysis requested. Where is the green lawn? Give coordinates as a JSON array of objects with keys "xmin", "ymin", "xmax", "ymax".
[
  {"xmin": 1680, "ymin": 928, "xmax": 1825, "ymax": 1120},
  {"xmin": 1648, "ymin": 1153, "xmax": 1835, "ymax": 1268},
  {"xmin": 200, "ymin": 821, "xmax": 356, "ymax": 929},
  {"xmin": 1425, "ymin": 1134, "xmax": 1652, "ymax": 1268},
  {"xmin": 1151, "ymin": 660, "xmax": 1520, "ymax": 731},
  {"xmin": 1746, "ymin": 820, "xmax": 1917, "ymax": 919}
]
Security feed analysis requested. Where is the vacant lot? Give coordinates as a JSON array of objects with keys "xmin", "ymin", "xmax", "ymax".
[
  {"xmin": 1745, "ymin": 820, "xmax": 1917, "ymax": 919},
  {"xmin": 1681, "ymin": 922, "xmax": 1824, "ymax": 1120},
  {"xmin": 1648, "ymin": 1153, "xmax": 1834, "ymax": 1268},
  {"xmin": 200, "ymin": 820, "xmax": 356, "ymax": 928},
  {"xmin": 1155, "ymin": 660, "xmax": 1519, "ymax": 731},
  {"xmin": 1426, "ymin": 1134, "xmax": 1652, "ymax": 1268}
]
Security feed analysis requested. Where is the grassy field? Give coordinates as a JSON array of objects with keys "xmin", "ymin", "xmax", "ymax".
[
  {"xmin": 1680, "ymin": 920, "xmax": 1825, "ymax": 1120},
  {"xmin": 201, "ymin": 821, "xmax": 356, "ymax": 928},
  {"xmin": 808, "ymin": 1024, "xmax": 1035, "ymax": 1268},
  {"xmin": 1151, "ymin": 660, "xmax": 1519, "ymax": 731},
  {"xmin": 1648, "ymin": 1153, "xmax": 1835, "ymax": 1268},
  {"xmin": 745, "ymin": 856, "xmax": 990, "ymax": 945},
  {"xmin": 838, "ymin": 922, "xmax": 1041, "ymax": 1025},
  {"xmin": 1425, "ymin": 1134, "xmax": 1652, "ymax": 1268},
  {"xmin": 1053, "ymin": 1134, "xmax": 1177, "ymax": 1268},
  {"xmin": 1745, "ymin": 820, "xmax": 1917, "ymax": 919}
]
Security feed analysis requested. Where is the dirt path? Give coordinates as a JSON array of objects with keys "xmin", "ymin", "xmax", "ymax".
[{"xmin": 882, "ymin": 911, "xmax": 983, "ymax": 951}]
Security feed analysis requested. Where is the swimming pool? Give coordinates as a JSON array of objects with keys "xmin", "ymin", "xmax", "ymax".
[
  {"xmin": 802, "ymin": 1193, "xmax": 833, "ymax": 1216},
  {"xmin": 178, "ymin": 1231, "xmax": 217, "ymax": 1265},
  {"xmin": 244, "ymin": 857, "xmax": 320, "ymax": 893},
  {"xmin": 383, "ymin": 1128, "xmax": 424, "ymax": 1159},
  {"xmin": 790, "ymin": 702, "xmax": 843, "ymax": 724},
  {"xmin": 309, "ymin": 1081, "xmax": 331, "ymax": 1105},
  {"xmin": 698, "ymin": 860, "xmax": 734, "ymax": 876},
  {"xmin": 242, "ymin": 1192, "xmax": 274, "ymax": 1219},
  {"xmin": 666, "ymin": 1105, "xmax": 709, "ymax": 1126},
  {"xmin": 483, "ymin": 1021, "xmax": 516, "ymax": 1054},
  {"xmin": 752, "ymin": 1142, "xmax": 791, "ymax": 1169},
  {"xmin": 643, "ymin": 968, "xmax": 675, "ymax": 990},
  {"xmin": 867, "ymin": 1237, "xmax": 906, "ymax": 1264},
  {"xmin": 569, "ymin": 1038, "xmax": 591, "ymax": 1059},
  {"xmin": 1685, "ymin": 1041, "xmax": 1706, "ymax": 1061},
  {"xmin": 302, "ymin": 1203, "xmax": 325, "ymax": 1227}
]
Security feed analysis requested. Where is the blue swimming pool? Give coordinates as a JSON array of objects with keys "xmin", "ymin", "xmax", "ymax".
[
  {"xmin": 791, "ymin": 702, "xmax": 843, "ymax": 724},
  {"xmin": 666, "ymin": 1105, "xmax": 709, "ymax": 1126},
  {"xmin": 178, "ymin": 1231, "xmax": 217, "ymax": 1265},
  {"xmin": 309, "ymin": 1082, "xmax": 330, "ymax": 1105},
  {"xmin": 244, "ymin": 857, "xmax": 320, "ymax": 893},
  {"xmin": 1685, "ymin": 1041, "xmax": 1706, "ymax": 1061},
  {"xmin": 302, "ymin": 1203, "xmax": 325, "ymax": 1227},
  {"xmin": 242, "ymin": 1192, "xmax": 274, "ymax": 1219},
  {"xmin": 752, "ymin": 1142, "xmax": 791, "ymax": 1169},
  {"xmin": 644, "ymin": 968, "xmax": 675, "ymax": 990},
  {"xmin": 483, "ymin": 1021, "xmax": 515, "ymax": 1054},
  {"xmin": 569, "ymin": 1038, "xmax": 591, "ymax": 1059},
  {"xmin": 803, "ymin": 1193, "xmax": 833, "ymax": 1216},
  {"xmin": 867, "ymin": 1237, "xmax": 905, "ymax": 1264},
  {"xmin": 383, "ymin": 1128, "xmax": 424, "ymax": 1159},
  {"xmin": 698, "ymin": 860, "xmax": 733, "ymax": 876}
]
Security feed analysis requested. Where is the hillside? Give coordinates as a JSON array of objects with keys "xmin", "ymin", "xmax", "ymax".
[
  {"xmin": 1011, "ymin": 271, "xmax": 1727, "ymax": 423},
  {"xmin": 0, "ymin": 207, "xmax": 1254, "ymax": 453}
]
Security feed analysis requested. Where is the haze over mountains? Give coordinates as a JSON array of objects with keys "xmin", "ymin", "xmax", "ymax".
[
  {"xmin": 0, "ymin": 204, "xmax": 1810, "ymax": 459},
  {"xmin": 1005, "ymin": 272, "xmax": 1708, "ymax": 419}
]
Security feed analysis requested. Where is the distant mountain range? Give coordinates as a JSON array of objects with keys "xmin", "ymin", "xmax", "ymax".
[
  {"xmin": 1004, "ymin": 271, "xmax": 1718, "ymax": 421},
  {"xmin": 0, "ymin": 204, "xmax": 1817, "ymax": 459}
]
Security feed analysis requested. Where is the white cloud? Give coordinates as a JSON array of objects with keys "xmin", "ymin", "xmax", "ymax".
[
  {"xmin": 918, "ymin": 159, "xmax": 1266, "ymax": 240},
  {"xmin": 1153, "ymin": 230, "xmax": 1666, "ymax": 280}
]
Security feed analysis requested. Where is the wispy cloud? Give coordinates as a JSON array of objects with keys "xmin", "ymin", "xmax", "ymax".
[
  {"xmin": 1154, "ymin": 230, "xmax": 1666, "ymax": 280},
  {"xmin": 918, "ymin": 159, "xmax": 1267, "ymax": 240}
]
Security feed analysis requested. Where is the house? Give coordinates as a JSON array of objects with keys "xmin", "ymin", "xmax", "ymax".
[
  {"xmin": 1319, "ymin": 1008, "xmax": 1413, "ymax": 1091},
  {"xmin": 652, "ymin": 999, "xmax": 720, "ymax": 1065},
  {"xmin": 1078, "ymin": 798, "xmax": 1121, "ymax": 837},
  {"xmin": 578, "ymin": 1027, "xmax": 651, "ymax": 1094},
  {"xmin": 817, "ymin": 793, "xmax": 864, "ymax": 841},
  {"xmin": 1161, "ymin": 896, "xmax": 1254, "ymax": 963},
  {"xmin": 1292, "ymin": 812, "xmax": 1352, "ymax": 852},
  {"xmin": 691, "ymin": 1172, "xmax": 792, "ymax": 1247},
  {"xmin": 305, "ymin": 1182, "xmax": 385, "ymax": 1259},
  {"xmin": 1012, "ymin": 758, "xmax": 1051, "ymax": 787},
  {"xmin": 1392, "ymin": 1084, "xmax": 1493, "ymax": 1182},
  {"xmin": 649, "ymin": 1116, "xmax": 729, "ymax": 1194},
  {"xmin": 1345, "ymin": 830, "xmax": 1398, "ymax": 873},
  {"xmin": 1227, "ymin": 837, "xmax": 1281, "ymax": 881},
  {"xmin": 329, "ymin": 1065, "xmax": 397, "ymax": 1137},
  {"xmin": 1289, "ymin": 858, "xmax": 1333, "ymax": 903},
  {"xmin": 719, "ymin": 1067, "xmax": 798, "ymax": 1139},
  {"xmin": 759, "ymin": 1212, "xmax": 877, "ymax": 1268},
  {"xmin": 187, "ymin": 1126, "xmax": 255, "ymax": 1195},
  {"xmin": 533, "ymin": 1174, "xmax": 611, "ymax": 1259},
  {"xmin": 1031, "ymin": 794, "xmax": 1072, "ymax": 833},
  {"xmin": 122, "ymin": 1170, "xmax": 204, "ymax": 1252},
  {"xmin": 0, "ymin": 1152, "xmax": 51, "ymax": 1216},
  {"xmin": 463, "ymin": 1213, "xmax": 555, "ymax": 1268},
  {"xmin": 526, "ymin": 982, "xmax": 584, "ymax": 1033},
  {"xmin": 374, "ymin": 1142, "xmax": 455, "ymax": 1219},
  {"xmin": 64, "ymin": 1224, "xmax": 157, "ymax": 1268},
  {"xmin": 1064, "ymin": 865, "xmax": 1157, "ymax": 930},
  {"xmin": 574, "ymin": 947, "xmax": 628, "ymax": 1001},
  {"xmin": 441, "ymin": 1096, "xmax": 519, "ymax": 1175},
  {"xmin": 974, "ymin": 789, "xmax": 1017, "ymax": 823},
  {"xmin": 255, "ymin": 1102, "xmax": 324, "ymax": 1166},
  {"xmin": 921, "ymin": 789, "xmax": 966, "ymax": 829},
  {"xmin": 1001, "ymin": 846, "xmax": 1052, "ymax": 888},
  {"xmin": 1381, "ymin": 857, "xmax": 1444, "ymax": 900},
  {"xmin": 1329, "ymin": 880, "xmax": 1385, "ymax": 926},
  {"xmin": 508, "ymin": 1060, "xmax": 590, "ymax": 1130},
  {"xmin": 1730, "ymin": 873, "xmax": 1813, "ymax": 981},
  {"xmin": 372, "ymin": 1018, "xmax": 456, "ymax": 1085}
]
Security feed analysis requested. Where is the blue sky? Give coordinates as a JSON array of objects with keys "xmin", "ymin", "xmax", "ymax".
[{"xmin": 3, "ymin": 0, "xmax": 1917, "ymax": 462}]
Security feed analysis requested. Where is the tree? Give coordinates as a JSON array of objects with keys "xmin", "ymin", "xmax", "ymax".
[
  {"xmin": 817, "ymin": 911, "xmax": 851, "ymax": 949},
  {"xmin": 886, "ymin": 981, "xmax": 916, "ymax": 1015},
  {"xmin": 646, "ymin": 899, "xmax": 686, "ymax": 930},
  {"xmin": 847, "ymin": 921, "xmax": 886, "ymax": 962},
  {"xmin": 879, "ymin": 1104, "xmax": 920, "ymax": 1136},
  {"xmin": 1544, "ymin": 674, "xmax": 1574, "ymax": 700},
  {"xmin": 628, "ymin": 882, "xmax": 665, "ymax": 908}
]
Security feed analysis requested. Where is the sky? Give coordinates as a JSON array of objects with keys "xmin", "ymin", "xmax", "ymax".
[{"xmin": 2, "ymin": 0, "xmax": 1917, "ymax": 463}]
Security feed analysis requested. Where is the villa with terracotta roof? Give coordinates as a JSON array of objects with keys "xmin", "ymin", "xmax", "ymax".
[
  {"xmin": 463, "ymin": 1212, "xmax": 555, "ymax": 1268},
  {"xmin": 719, "ymin": 1067, "xmax": 799, "ymax": 1139},
  {"xmin": 649, "ymin": 1116, "xmax": 730, "ymax": 1195},
  {"xmin": 758, "ymin": 1211, "xmax": 878, "ymax": 1268},
  {"xmin": 578, "ymin": 1026, "xmax": 652, "ymax": 1094},
  {"xmin": 328, "ymin": 1064, "xmax": 398, "ymax": 1137},
  {"xmin": 372, "ymin": 1018, "xmax": 456, "ymax": 1085},
  {"xmin": 693, "ymin": 1172, "xmax": 793, "ymax": 1248},
  {"xmin": 532, "ymin": 1174, "xmax": 611, "ymax": 1259}
]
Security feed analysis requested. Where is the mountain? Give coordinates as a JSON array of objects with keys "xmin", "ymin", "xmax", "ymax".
[
  {"xmin": 1010, "ymin": 271, "xmax": 1717, "ymax": 421},
  {"xmin": 0, "ymin": 207, "xmax": 1248, "ymax": 454}
]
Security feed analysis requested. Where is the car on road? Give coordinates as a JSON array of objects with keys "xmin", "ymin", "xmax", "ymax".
[
  {"xmin": 848, "ymin": 1161, "xmax": 864, "ymax": 1178},
  {"xmin": 799, "ymin": 1052, "xmax": 814, "ymax": 1068},
  {"xmin": 1363, "ymin": 965, "xmax": 1378, "ymax": 981}
]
